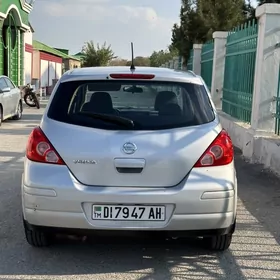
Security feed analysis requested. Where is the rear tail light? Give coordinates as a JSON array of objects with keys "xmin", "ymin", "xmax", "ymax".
[
  {"xmin": 109, "ymin": 73, "xmax": 155, "ymax": 79},
  {"xmin": 26, "ymin": 127, "xmax": 65, "ymax": 165},
  {"xmin": 194, "ymin": 130, "xmax": 233, "ymax": 167}
]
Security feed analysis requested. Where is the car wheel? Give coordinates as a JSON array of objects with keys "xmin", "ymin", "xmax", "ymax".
[
  {"xmin": 12, "ymin": 101, "xmax": 23, "ymax": 120},
  {"xmin": 204, "ymin": 233, "xmax": 232, "ymax": 251},
  {"xmin": 23, "ymin": 220, "xmax": 52, "ymax": 247}
]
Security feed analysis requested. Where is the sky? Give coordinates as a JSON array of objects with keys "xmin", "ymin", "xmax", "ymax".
[{"xmin": 29, "ymin": 0, "xmax": 181, "ymax": 59}]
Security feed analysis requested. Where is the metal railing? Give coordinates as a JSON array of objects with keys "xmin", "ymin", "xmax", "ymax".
[
  {"xmin": 187, "ymin": 49, "xmax": 193, "ymax": 71},
  {"xmin": 222, "ymin": 20, "xmax": 258, "ymax": 123},
  {"xmin": 201, "ymin": 40, "xmax": 214, "ymax": 91}
]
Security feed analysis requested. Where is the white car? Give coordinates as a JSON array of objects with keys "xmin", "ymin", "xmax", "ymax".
[
  {"xmin": 22, "ymin": 66, "xmax": 237, "ymax": 251},
  {"xmin": 0, "ymin": 75, "xmax": 23, "ymax": 125}
]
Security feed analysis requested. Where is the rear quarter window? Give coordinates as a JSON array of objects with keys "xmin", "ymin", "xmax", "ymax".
[{"xmin": 47, "ymin": 80, "xmax": 215, "ymax": 130}]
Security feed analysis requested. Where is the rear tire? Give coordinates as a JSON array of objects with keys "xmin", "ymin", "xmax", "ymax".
[
  {"xmin": 204, "ymin": 233, "xmax": 232, "ymax": 251},
  {"xmin": 24, "ymin": 93, "xmax": 37, "ymax": 107},
  {"xmin": 23, "ymin": 220, "xmax": 52, "ymax": 247},
  {"xmin": 12, "ymin": 101, "xmax": 23, "ymax": 120}
]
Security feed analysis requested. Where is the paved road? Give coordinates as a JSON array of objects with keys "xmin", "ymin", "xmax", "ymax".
[{"xmin": 0, "ymin": 106, "xmax": 280, "ymax": 280}]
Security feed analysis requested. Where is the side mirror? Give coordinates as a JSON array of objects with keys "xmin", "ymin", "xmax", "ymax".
[{"xmin": 0, "ymin": 87, "xmax": 11, "ymax": 93}]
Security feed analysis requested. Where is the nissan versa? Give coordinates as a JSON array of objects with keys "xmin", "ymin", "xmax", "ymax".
[{"xmin": 22, "ymin": 66, "xmax": 237, "ymax": 251}]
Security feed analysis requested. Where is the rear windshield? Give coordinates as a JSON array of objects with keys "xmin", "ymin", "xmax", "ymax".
[{"xmin": 47, "ymin": 80, "xmax": 215, "ymax": 130}]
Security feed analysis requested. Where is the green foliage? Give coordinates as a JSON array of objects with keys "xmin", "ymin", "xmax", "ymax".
[
  {"xmin": 170, "ymin": 0, "xmax": 248, "ymax": 64},
  {"xmin": 149, "ymin": 49, "xmax": 177, "ymax": 67},
  {"xmin": 109, "ymin": 58, "xmax": 128, "ymax": 66},
  {"xmin": 170, "ymin": 0, "xmax": 210, "ymax": 63},
  {"xmin": 81, "ymin": 41, "xmax": 116, "ymax": 67},
  {"xmin": 200, "ymin": 0, "xmax": 245, "ymax": 33},
  {"xmin": 126, "ymin": 56, "xmax": 150, "ymax": 67},
  {"xmin": 243, "ymin": 1, "xmax": 256, "ymax": 21}
]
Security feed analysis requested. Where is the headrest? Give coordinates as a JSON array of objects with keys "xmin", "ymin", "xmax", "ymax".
[{"xmin": 154, "ymin": 91, "xmax": 177, "ymax": 111}]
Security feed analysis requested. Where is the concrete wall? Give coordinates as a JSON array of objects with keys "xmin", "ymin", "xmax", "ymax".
[
  {"xmin": 56, "ymin": 63, "xmax": 62, "ymax": 79},
  {"xmin": 24, "ymin": 51, "xmax": 32, "ymax": 84},
  {"xmin": 63, "ymin": 59, "xmax": 81, "ymax": 72},
  {"xmin": 24, "ymin": 31, "xmax": 33, "ymax": 84},
  {"xmin": 219, "ymin": 111, "xmax": 280, "ymax": 176},
  {"xmin": 32, "ymin": 50, "xmax": 40, "ymax": 79},
  {"xmin": 48, "ymin": 61, "xmax": 56, "ymax": 86},
  {"xmin": 40, "ymin": 59, "xmax": 48, "ymax": 88}
]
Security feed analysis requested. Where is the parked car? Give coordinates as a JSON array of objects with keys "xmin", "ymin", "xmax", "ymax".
[
  {"xmin": 22, "ymin": 66, "xmax": 237, "ymax": 251},
  {"xmin": 0, "ymin": 75, "xmax": 23, "ymax": 126}
]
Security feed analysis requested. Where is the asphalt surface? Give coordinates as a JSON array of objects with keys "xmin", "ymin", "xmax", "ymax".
[{"xmin": 0, "ymin": 105, "xmax": 280, "ymax": 280}]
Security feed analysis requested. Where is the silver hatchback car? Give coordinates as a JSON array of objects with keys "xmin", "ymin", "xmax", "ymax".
[
  {"xmin": 0, "ymin": 75, "xmax": 23, "ymax": 125},
  {"xmin": 22, "ymin": 67, "xmax": 237, "ymax": 251}
]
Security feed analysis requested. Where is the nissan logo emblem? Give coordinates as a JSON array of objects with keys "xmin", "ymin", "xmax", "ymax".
[{"xmin": 122, "ymin": 142, "xmax": 137, "ymax": 154}]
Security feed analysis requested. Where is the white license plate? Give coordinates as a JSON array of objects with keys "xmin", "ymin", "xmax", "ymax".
[{"xmin": 92, "ymin": 205, "xmax": 166, "ymax": 221}]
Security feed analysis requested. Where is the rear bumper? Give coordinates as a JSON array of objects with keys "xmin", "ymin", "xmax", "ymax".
[
  {"xmin": 22, "ymin": 158, "xmax": 237, "ymax": 234},
  {"xmin": 23, "ymin": 207, "xmax": 235, "ymax": 233},
  {"xmin": 24, "ymin": 219, "xmax": 235, "ymax": 238}
]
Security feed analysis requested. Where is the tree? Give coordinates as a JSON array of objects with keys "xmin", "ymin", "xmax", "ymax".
[
  {"xmin": 109, "ymin": 58, "xmax": 128, "ymax": 66},
  {"xmin": 243, "ymin": 0, "xmax": 256, "ymax": 21},
  {"xmin": 171, "ymin": 0, "xmax": 209, "ymax": 63},
  {"xmin": 170, "ymin": 0, "xmax": 247, "ymax": 64},
  {"xmin": 81, "ymin": 41, "xmax": 116, "ymax": 67},
  {"xmin": 126, "ymin": 56, "xmax": 150, "ymax": 66},
  {"xmin": 149, "ymin": 48, "xmax": 177, "ymax": 67},
  {"xmin": 199, "ymin": 0, "xmax": 245, "ymax": 34}
]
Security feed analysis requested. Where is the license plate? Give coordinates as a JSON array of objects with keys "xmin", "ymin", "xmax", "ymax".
[{"xmin": 92, "ymin": 205, "xmax": 165, "ymax": 221}]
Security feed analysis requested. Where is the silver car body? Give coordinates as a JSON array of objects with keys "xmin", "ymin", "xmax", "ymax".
[
  {"xmin": 22, "ymin": 67, "xmax": 237, "ymax": 234},
  {"xmin": 0, "ymin": 75, "xmax": 22, "ymax": 121}
]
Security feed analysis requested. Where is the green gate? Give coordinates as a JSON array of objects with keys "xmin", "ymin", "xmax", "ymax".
[
  {"xmin": 201, "ymin": 41, "xmax": 214, "ymax": 90},
  {"xmin": 1, "ymin": 12, "xmax": 20, "ymax": 85},
  {"xmin": 222, "ymin": 20, "xmax": 258, "ymax": 123}
]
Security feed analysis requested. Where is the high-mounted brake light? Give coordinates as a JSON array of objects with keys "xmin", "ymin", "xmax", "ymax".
[
  {"xmin": 26, "ymin": 127, "xmax": 65, "ymax": 165},
  {"xmin": 109, "ymin": 74, "xmax": 155, "ymax": 79},
  {"xmin": 194, "ymin": 130, "xmax": 233, "ymax": 167}
]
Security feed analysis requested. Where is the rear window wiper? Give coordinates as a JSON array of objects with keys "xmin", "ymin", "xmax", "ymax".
[{"xmin": 77, "ymin": 111, "xmax": 135, "ymax": 128}]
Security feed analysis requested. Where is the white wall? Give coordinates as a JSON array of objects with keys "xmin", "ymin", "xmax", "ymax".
[
  {"xmin": 24, "ymin": 52, "xmax": 32, "ymax": 84},
  {"xmin": 24, "ymin": 30, "xmax": 33, "ymax": 45},
  {"xmin": 55, "ymin": 63, "xmax": 62, "ymax": 79},
  {"xmin": 23, "ymin": 30, "xmax": 33, "ymax": 85},
  {"xmin": 49, "ymin": 61, "xmax": 56, "ymax": 85},
  {"xmin": 40, "ymin": 60, "xmax": 49, "ymax": 87}
]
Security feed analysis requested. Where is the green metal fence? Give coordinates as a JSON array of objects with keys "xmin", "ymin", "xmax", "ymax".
[
  {"xmin": 222, "ymin": 20, "xmax": 258, "ymax": 123},
  {"xmin": 187, "ymin": 49, "xmax": 193, "ymax": 71},
  {"xmin": 274, "ymin": 67, "xmax": 280, "ymax": 135},
  {"xmin": 201, "ymin": 41, "xmax": 214, "ymax": 90}
]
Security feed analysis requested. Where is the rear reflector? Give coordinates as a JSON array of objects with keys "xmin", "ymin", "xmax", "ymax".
[
  {"xmin": 194, "ymin": 130, "xmax": 233, "ymax": 167},
  {"xmin": 26, "ymin": 127, "xmax": 65, "ymax": 165},
  {"xmin": 109, "ymin": 74, "xmax": 155, "ymax": 79}
]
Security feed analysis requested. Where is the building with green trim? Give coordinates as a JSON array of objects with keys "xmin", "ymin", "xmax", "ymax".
[
  {"xmin": 0, "ymin": 0, "xmax": 34, "ymax": 85},
  {"xmin": 32, "ymin": 40, "xmax": 81, "ymax": 95}
]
